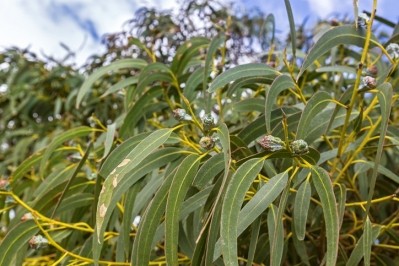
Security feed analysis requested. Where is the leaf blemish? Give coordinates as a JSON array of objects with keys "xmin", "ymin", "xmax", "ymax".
[
  {"xmin": 112, "ymin": 175, "xmax": 118, "ymax": 188},
  {"xmin": 118, "ymin": 159, "xmax": 130, "ymax": 167},
  {"xmin": 99, "ymin": 204, "xmax": 107, "ymax": 218},
  {"xmin": 100, "ymin": 186, "xmax": 105, "ymax": 194}
]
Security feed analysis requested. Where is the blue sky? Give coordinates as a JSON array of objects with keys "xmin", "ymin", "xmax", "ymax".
[{"xmin": 0, "ymin": 0, "xmax": 397, "ymax": 65}]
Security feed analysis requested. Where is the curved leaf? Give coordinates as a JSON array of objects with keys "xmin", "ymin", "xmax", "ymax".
[
  {"xmin": 294, "ymin": 178, "xmax": 311, "ymax": 240},
  {"xmin": 0, "ymin": 220, "xmax": 38, "ymax": 265},
  {"xmin": 296, "ymin": 91, "xmax": 332, "ymax": 141},
  {"xmin": 165, "ymin": 154, "xmax": 201, "ymax": 265},
  {"xmin": 76, "ymin": 58, "xmax": 147, "ymax": 108},
  {"xmin": 311, "ymin": 166, "xmax": 339, "ymax": 266},
  {"xmin": 298, "ymin": 25, "xmax": 379, "ymax": 78},
  {"xmin": 220, "ymin": 158, "xmax": 264, "ymax": 266},
  {"xmin": 265, "ymin": 74, "xmax": 296, "ymax": 133},
  {"xmin": 208, "ymin": 63, "xmax": 280, "ymax": 93}
]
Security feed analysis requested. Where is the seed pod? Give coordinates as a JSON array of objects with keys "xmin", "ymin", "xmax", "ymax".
[
  {"xmin": 202, "ymin": 114, "xmax": 215, "ymax": 131},
  {"xmin": 290, "ymin": 139, "xmax": 309, "ymax": 155},
  {"xmin": 199, "ymin": 136, "xmax": 215, "ymax": 150},
  {"xmin": 257, "ymin": 135, "xmax": 285, "ymax": 152},
  {"xmin": 29, "ymin": 235, "xmax": 49, "ymax": 250}
]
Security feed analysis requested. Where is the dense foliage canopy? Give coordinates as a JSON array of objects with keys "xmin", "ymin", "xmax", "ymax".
[{"xmin": 1, "ymin": 0, "xmax": 399, "ymax": 265}]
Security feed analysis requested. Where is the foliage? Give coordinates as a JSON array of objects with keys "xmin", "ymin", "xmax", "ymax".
[{"xmin": 1, "ymin": 0, "xmax": 399, "ymax": 265}]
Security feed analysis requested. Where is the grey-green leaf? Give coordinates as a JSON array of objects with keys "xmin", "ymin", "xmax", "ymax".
[
  {"xmin": 208, "ymin": 63, "xmax": 280, "ymax": 93},
  {"xmin": 294, "ymin": 178, "xmax": 311, "ymax": 240},
  {"xmin": 220, "ymin": 158, "xmax": 264, "ymax": 266},
  {"xmin": 165, "ymin": 154, "xmax": 201, "ymax": 265},
  {"xmin": 311, "ymin": 166, "xmax": 339, "ymax": 266},
  {"xmin": 76, "ymin": 58, "xmax": 147, "ymax": 108}
]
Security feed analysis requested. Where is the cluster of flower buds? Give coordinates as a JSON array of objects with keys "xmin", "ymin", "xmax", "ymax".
[
  {"xmin": 257, "ymin": 135, "xmax": 309, "ymax": 156},
  {"xmin": 387, "ymin": 43, "xmax": 399, "ymax": 60},
  {"xmin": 290, "ymin": 139, "xmax": 309, "ymax": 155},
  {"xmin": 202, "ymin": 114, "xmax": 215, "ymax": 132},
  {"xmin": 257, "ymin": 135, "xmax": 285, "ymax": 152},
  {"xmin": 199, "ymin": 136, "xmax": 216, "ymax": 150},
  {"xmin": 29, "ymin": 235, "xmax": 49, "ymax": 250},
  {"xmin": 172, "ymin": 108, "xmax": 192, "ymax": 121},
  {"xmin": 360, "ymin": 75, "xmax": 377, "ymax": 90}
]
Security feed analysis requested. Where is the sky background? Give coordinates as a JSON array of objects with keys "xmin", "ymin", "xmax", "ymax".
[{"xmin": 1, "ymin": 0, "xmax": 398, "ymax": 66}]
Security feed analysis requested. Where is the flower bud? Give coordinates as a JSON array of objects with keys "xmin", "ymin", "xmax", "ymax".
[
  {"xmin": 290, "ymin": 139, "xmax": 309, "ymax": 155},
  {"xmin": 387, "ymin": 43, "xmax": 399, "ymax": 60},
  {"xmin": 172, "ymin": 108, "xmax": 192, "ymax": 121},
  {"xmin": 202, "ymin": 114, "xmax": 215, "ymax": 131},
  {"xmin": 257, "ymin": 135, "xmax": 285, "ymax": 152},
  {"xmin": 29, "ymin": 235, "xmax": 49, "ymax": 250},
  {"xmin": 366, "ymin": 65, "xmax": 378, "ymax": 77},
  {"xmin": 199, "ymin": 136, "xmax": 215, "ymax": 150},
  {"xmin": 21, "ymin": 213, "xmax": 34, "ymax": 222},
  {"xmin": 360, "ymin": 76, "xmax": 377, "ymax": 90},
  {"xmin": 0, "ymin": 179, "xmax": 10, "ymax": 191}
]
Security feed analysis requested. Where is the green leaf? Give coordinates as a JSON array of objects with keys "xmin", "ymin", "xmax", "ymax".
[
  {"xmin": 296, "ymin": 91, "xmax": 332, "ymax": 141},
  {"xmin": 298, "ymin": 25, "xmax": 379, "ymax": 78},
  {"xmin": 294, "ymin": 178, "xmax": 311, "ymax": 240},
  {"xmin": 193, "ymin": 153, "xmax": 224, "ymax": 189},
  {"xmin": 246, "ymin": 217, "xmax": 261, "ymax": 266},
  {"xmin": 227, "ymin": 77, "xmax": 273, "ymax": 97},
  {"xmin": 238, "ymin": 171, "xmax": 288, "ymax": 235},
  {"xmin": 131, "ymin": 168, "xmax": 176, "ymax": 266},
  {"xmin": 270, "ymin": 177, "xmax": 290, "ymax": 266},
  {"xmin": 284, "ymin": 0, "xmax": 296, "ymax": 58},
  {"xmin": 311, "ymin": 166, "xmax": 339, "ymax": 266},
  {"xmin": 0, "ymin": 220, "xmax": 38, "ymax": 265},
  {"xmin": 100, "ymin": 77, "xmax": 138, "ymax": 98},
  {"xmin": 101, "ymin": 123, "xmax": 116, "ymax": 160},
  {"xmin": 363, "ymin": 216, "xmax": 372, "ymax": 266},
  {"xmin": 365, "ymin": 82, "xmax": 393, "ymax": 218},
  {"xmin": 12, "ymin": 153, "xmax": 42, "ymax": 181},
  {"xmin": 204, "ymin": 34, "xmax": 225, "ymax": 91},
  {"xmin": 265, "ymin": 74, "xmax": 296, "ymax": 133},
  {"xmin": 185, "ymin": 67, "xmax": 204, "ymax": 102},
  {"xmin": 335, "ymin": 183, "xmax": 347, "ymax": 229},
  {"xmin": 346, "ymin": 225, "xmax": 381, "ymax": 266},
  {"xmin": 76, "ymin": 58, "xmax": 147, "ymax": 108},
  {"xmin": 208, "ymin": 63, "xmax": 279, "ymax": 93},
  {"xmin": 220, "ymin": 158, "xmax": 264, "ymax": 266},
  {"xmin": 94, "ymin": 128, "xmax": 173, "ymax": 258},
  {"xmin": 39, "ymin": 126, "xmax": 94, "ymax": 177},
  {"xmin": 165, "ymin": 154, "xmax": 201, "ymax": 265}
]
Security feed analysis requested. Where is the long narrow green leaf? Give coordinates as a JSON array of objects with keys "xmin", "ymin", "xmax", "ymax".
[
  {"xmin": 346, "ymin": 225, "xmax": 381, "ymax": 266},
  {"xmin": 193, "ymin": 153, "xmax": 224, "ymax": 189},
  {"xmin": 270, "ymin": 177, "xmax": 290, "ymax": 266},
  {"xmin": 101, "ymin": 123, "xmax": 116, "ymax": 160},
  {"xmin": 246, "ymin": 217, "xmax": 261, "ymax": 266},
  {"xmin": 76, "ymin": 58, "xmax": 147, "ymax": 107},
  {"xmin": 208, "ymin": 63, "xmax": 280, "ymax": 93},
  {"xmin": 0, "ymin": 220, "xmax": 38, "ymax": 265},
  {"xmin": 131, "ymin": 168, "xmax": 177, "ymax": 266},
  {"xmin": 296, "ymin": 91, "xmax": 332, "ymax": 141},
  {"xmin": 100, "ymin": 77, "xmax": 138, "ymax": 98},
  {"xmin": 284, "ymin": 0, "xmax": 296, "ymax": 58},
  {"xmin": 204, "ymin": 34, "xmax": 225, "ymax": 91},
  {"xmin": 298, "ymin": 25, "xmax": 379, "ymax": 78},
  {"xmin": 165, "ymin": 154, "xmax": 201, "ymax": 265},
  {"xmin": 311, "ymin": 166, "xmax": 339, "ymax": 266},
  {"xmin": 220, "ymin": 158, "xmax": 264, "ymax": 266},
  {"xmin": 364, "ymin": 83, "xmax": 393, "ymax": 219},
  {"xmin": 265, "ymin": 74, "xmax": 296, "ymax": 133},
  {"xmin": 94, "ymin": 128, "xmax": 174, "ymax": 261},
  {"xmin": 363, "ymin": 216, "xmax": 372, "ymax": 266},
  {"xmin": 39, "ymin": 126, "xmax": 94, "ymax": 177},
  {"xmin": 294, "ymin": 178, "xmax": 311, "ymax": 240}
]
